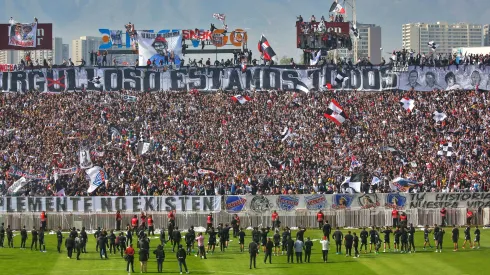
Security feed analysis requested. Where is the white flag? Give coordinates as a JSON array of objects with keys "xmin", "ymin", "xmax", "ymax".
[
  {"xmin": 310, "ymin": 50, "xmax": 322, "ymax": 65},
  {"xmin": 137, "ymin": 142, "xmax": 151, "ymax": 155},
  {"xmin": 371, "ymin": 176, "xmax": 381, "ymax": 185},
  {"xmin": 79, "ymin": 147, "xmax": 93, "ymax": 169},
  {"xmin": 8, "ymin": 177, "xmax": 28, "ymax": 193},
  {"xmin": 86, "ymin": 166, "xmax": 107, "ymax": 194}
]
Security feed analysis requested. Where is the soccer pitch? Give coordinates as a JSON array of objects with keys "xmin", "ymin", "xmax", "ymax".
[{"xmin": 0, "ymin": 228, "xmax": 488, "ymax": 275}]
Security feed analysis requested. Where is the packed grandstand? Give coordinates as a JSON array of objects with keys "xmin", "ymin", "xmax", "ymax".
[{"xmin": 0, "ymin": 86, "xmax": 488, "ymax": 197}]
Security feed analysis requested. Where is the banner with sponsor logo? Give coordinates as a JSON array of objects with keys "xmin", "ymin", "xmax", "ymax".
[
  {"xmin": 224, "ymin": 193, "xmax": 490, "ymax": 213},
  {"xmin": 1, "ymin": 65, "xmax": 489, "ymax": 93},
  {"xmin": 0, "ymin": 196, "xmax": 221, "ymax": 213},
  {"xmin": 136, "ymin": 31, "xmax": 182, "ymax": 66}
]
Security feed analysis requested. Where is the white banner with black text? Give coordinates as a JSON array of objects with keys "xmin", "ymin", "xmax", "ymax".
[{"xmin": 1, "ymin": 65, "xmax": 488, "ymax": 93}]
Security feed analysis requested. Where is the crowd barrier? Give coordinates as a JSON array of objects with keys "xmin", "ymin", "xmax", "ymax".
[
  {"xmin": 0, "ymin": 208, "xmax": 488, "ymax": 231},
  {"xmin": 1, "ymin": 193, "xmax": 489, "ymax": 230}
]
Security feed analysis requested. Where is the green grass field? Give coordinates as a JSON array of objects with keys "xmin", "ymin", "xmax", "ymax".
[{"xmin": 0, "ymin": 228, "xmax": 488, "ymax": 275}]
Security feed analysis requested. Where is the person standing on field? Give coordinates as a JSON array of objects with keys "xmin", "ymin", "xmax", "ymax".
[
  {"xmin": 56, "ymin": 226, "xmax": 63, "ymax": 253},
  {"xmin": 317, "ymin": 210, "xmax": 324, "ymax": 229},
  {"xmin": 320, "ymin": 236, "xmax": 330, "ymax": 262},
  {"xmin": 332, "ymin": 227, "xmax": 343, "ymax": 255},
  {"xmin": 304, "ymin": 237, "xmax": 313, "ymax": 263},
  {"xmin": 344, "ymin": 231, "xmax": 353, "ymax": 257},
  {"xmin": 249, "ymin": 239, "xmax": 258, "ymax": 269},
  {"xmin": 20, "ymin": 226, "xmax": 27, "ymax": 249},
  {"xmin": 125, "ymin": 243, "xmax": 136, "ymax": 273},
  {"xmin": 392, "ymin": 208, "xmax": 399, "ymax": 227},
  {"xmin": 294, "ymin": 238, "xmax": 304, "ymax": 263},
  {"xmin": 263, "ymin": 237, "xmax": 273, "ymax": 264},
  {"xmin": 177, "ymin": 245, "xmax": 189, "ymax": 274},
  {"xmin": 451, "ymin": 224, "xmax": 459, "ymax": 252},
  {"xmin": 153, "ymin": 244, "xmax": 165, "ymax": 273},
  {"xmin": 322, "ymin": 220, "xmax": 332, "ymax": 240},
  {"xmin": 65, "ymin": 236, "xmax": 74, "ymax": 258}
]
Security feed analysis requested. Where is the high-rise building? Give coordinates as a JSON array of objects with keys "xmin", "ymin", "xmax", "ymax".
[
  {"xmin": 0, "ymin": 50, "xmax": 18, "ymax": 64},
  {"xmin": 1, "ymin": 37, "xmax": 64, "ymax": 65},
  {"xmin": 52, "ymin": 37, "xmax": 63, "ymax": 64},
  {"xmin": 484, "ymin": 24, "xmax": 490, "ymax": 46},
  {"xmin": 336, "ymin": 23, "xmax": 382, "ymax": 64},
  {"xmin": 72, "ymin": 36, "xmax": 102, "ymax": 64},
  {"xmin": 62, "ymin": 44, "xmax": 69, "ymax": 61},
  {"xmin": 402, "ymin": 22, "xmax": 484, "ymax": 54},
  {"xmin": 357, "ymin": 23, "xmax": 382, "ymax": 64}
]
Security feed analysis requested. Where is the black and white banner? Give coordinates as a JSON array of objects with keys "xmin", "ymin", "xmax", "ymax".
[
  {"xmin": 1, "ymin": 65, "xmax": 489, "ymax": 92},
  {"xmin": 0, "ymin": 196, "xmax": 222, "ymax": 213}
]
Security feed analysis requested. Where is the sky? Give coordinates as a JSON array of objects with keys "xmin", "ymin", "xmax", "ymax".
[{"xmin": 2, "ymin": 0, "xmax": 490, "ymax": 61}]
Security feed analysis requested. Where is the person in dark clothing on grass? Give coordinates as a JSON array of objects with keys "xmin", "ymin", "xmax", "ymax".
[
  {"xmin": 65, "ymin": 236, "xmax": 74, "ymax": 259},
  {"xmin": 177, "ymin": 245, "xmax": 189, "ymax": 274},
  {"xmin": 332, "ymin": 227, "xmax": 343, "ymax": 255},
  {"xmin": 172, "ymin": 227, "xmax": 182, "ymax": 252},
  {"xmin": 56, "ymin": 226, "xmax": 63, "ymax": 253},
  {"xmin": 20, "ymin": 226, "xmax": 27, "ymax": 249},
  {"xmin": 31, "ymin": 227, "xmax": 38, "ymax": 250},
  {"xmin": 286, "ymin": 236, "xmax": 295, "ymax": 263},
  {"xmin": 153, "ymin": 244, "xmax": 165, "ymax": 273},
  {"xmin": 322, "ymin": 221, "xmax": 332, "ymax": 240},
  {"xmin": 98, "ymin": 232, "xmax": 109, "ymax": 259},
  {"xmin": 118, "ymin": 232, "xmax": 127, "ymax": 258},
  {"xmin": 249, "ymin": 240, "xmax": 259, "ymax": 269},
  {"xmin": 264, "ymin": 237, "xmax": 273, "ymax": 264},
  {"xmin": 304, "ymin": 237, "xmax": 313, "ymax": 263},
  {"xmin": 39, "ymin": 227, "xmax": 46, "ymax": 252},
  {"xmin": 344, "ymin": 231, "xmax": 353, "ymax": 257}
]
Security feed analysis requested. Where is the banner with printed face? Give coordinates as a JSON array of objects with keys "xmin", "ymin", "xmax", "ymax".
[
  {"xmin": 8, "ymin": 22, "xmax": 38, "ymax": 48},
  {"xmin": 0, "ymin": 196, "xmax": 222, "ymax": 213},
  {"xmin": 137, "ymin": 31, "xmax": 182, "ymax": 66},
  {"xmin": 1, "ymin": 65, "xmax": 489, "ymax": 93}
]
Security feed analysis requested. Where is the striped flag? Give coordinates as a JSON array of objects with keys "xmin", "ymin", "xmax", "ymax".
[
  {"xmin": 258, "ymin": 35, "xmax": 276, "ymax": 61},
  {"xmin": 324, "ymin": 99, "xmax": 348, "ymax": 126},
  {"xmin": 231, "ymin": 95, "xmax": 251, "ymax": 104}
]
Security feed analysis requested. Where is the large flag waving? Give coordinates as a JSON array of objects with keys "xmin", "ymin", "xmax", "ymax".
[
  {"xmin": 231, "ymin": 95, "xmax": 251, "ymax": 104},
  {"xmin": 310, "ymin": 50, "xmax": 322, "ymax": 65},
  {"xmin": 324, "ymin": 99, "xmax": 348, "ymax": 126},
  {"xmin": 86, "ymin": 166, "xmax": 107, "ymax": 194},
  {"xmin": 400, "ymin": 97, "xmax": 415, "ymax": 112},
  {"xmin": 329, "ymin": 1, "xmax": 346, "ymax": 14},
  {"xmin": 390, "ymin": 177, "xmax": 418, "ymax": 193},
  {"xmin": 7, "ymin": 177, "xmax": 28, "ymax": 193},
  {"xmin": 342, "ymin": 174, "xmax": 362, "ymax": 193},
  {"xmin": 258, "ymin": 35, "xmax": 276, "ymax": 61}
]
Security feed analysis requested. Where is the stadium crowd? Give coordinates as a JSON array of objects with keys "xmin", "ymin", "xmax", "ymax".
[{"xmin": 0, "ymin": 87, "xmax": 489, "ymax": 197}]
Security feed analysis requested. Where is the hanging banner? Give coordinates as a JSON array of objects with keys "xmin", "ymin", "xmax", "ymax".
[
  {"xmin": 0, "ymin": 196, "xmax": 222, "ymax": 213},
  {"xmin": 136, "ymin": 31, "xmax": 182, "ymax": 66},
  {"xmin": 0, "ymin": 23, "xmax": 50, "ymax": 50},
  {"xmin": 1, "ymin": 65, "xmax": 489, "ymax": 93},
  {"xmin": 224, "ymin": 193, "xmax": 490, "ymax": 213},
  {"xmin": 8, "ymin": 22, "xmax": 38, "ymax": 48}
]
